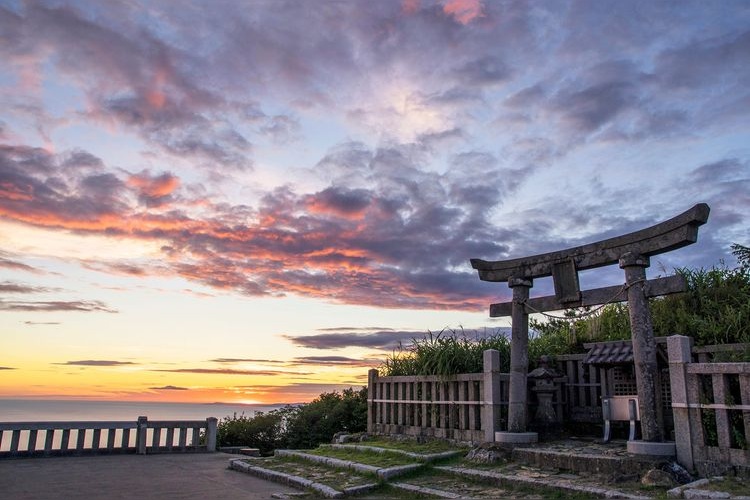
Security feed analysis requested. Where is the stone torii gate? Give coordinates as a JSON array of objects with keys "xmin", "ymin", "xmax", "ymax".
[{"xmin": 471, "ymin": 203, "xmax": 710, "ymax": 454}]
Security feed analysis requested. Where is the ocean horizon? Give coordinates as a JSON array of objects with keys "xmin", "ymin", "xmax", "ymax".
[{"xmin": 0, "ymin": 398, "xmax": 292, "ymax": 423}]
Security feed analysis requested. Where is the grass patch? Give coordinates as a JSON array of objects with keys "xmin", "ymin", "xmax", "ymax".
[
  {"xmin": 307, "ymin": 446, "xmax": 417, "ymax": 468},
  {"xmin": 406, "ymin": 468, "xmax": 599, "ymax": 499},
  {"xmin": 359, "ymin": 483, "xmax": 436, "ymax": 499},
  {"xmin": 700, "ymin": 477, "xmax": 750, "ymax": 496},
  {"xmin": 362, "ymin": 437, "xmax": 469, "ymax": 454},
  {"xmin": 244, "ymin": 457, "xmax": 374, "ymax": 491}
]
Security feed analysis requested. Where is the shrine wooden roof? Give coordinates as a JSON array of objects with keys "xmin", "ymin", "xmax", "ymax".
[{"xmin": 582, "ymin": 338, "xmax": 669, "ymax": 366}]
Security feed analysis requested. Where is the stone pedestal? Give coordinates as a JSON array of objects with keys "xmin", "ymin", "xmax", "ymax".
[
  {"xmin": 627, "ymin": 440, "xmax": 676, "ymax": 457},
  {"xmin": 495, "ymin": 431, "xmax": 538, "ymax": 444}
]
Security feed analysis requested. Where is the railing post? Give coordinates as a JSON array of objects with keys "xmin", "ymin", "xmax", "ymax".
[
  {"xmin": 367, "ymin": 369, "xmax": 378, "ymax": 434},
  {"xmin": 136, "ymin": 416, "xmax": 148, "ymax": 455},
  {"xmin": 206, "ymin": 417, "xmax": 217, "ymax": 452},
  {"xmin": 482, "ymin": 349, "xmax": 501, "ymax": 442},
  {"xmin": 668, "ymin": 335, "xmax": 695, "ymax": 472}
]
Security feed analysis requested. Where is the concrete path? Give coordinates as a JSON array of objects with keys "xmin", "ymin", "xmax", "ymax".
[{"xmin": 0, "ymin": 453, "xmax": 299, "ymax": 499}]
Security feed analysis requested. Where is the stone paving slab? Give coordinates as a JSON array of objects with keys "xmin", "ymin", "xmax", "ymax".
[{"xmin": 0, "ymin": 453, "xmax": 298, "ymax": 500}]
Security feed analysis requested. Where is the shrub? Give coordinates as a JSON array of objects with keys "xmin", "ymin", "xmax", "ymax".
[
  {"xmin": 216, "ymin": 408, "xmax": 292, "ymax": 455},
  {"xmin": 284, "ymin": 387, "xmax": 367, "ymax": 449},
  {"xmin": 216, "ymin": 387, "xmax": 368, "ymax": 453}
]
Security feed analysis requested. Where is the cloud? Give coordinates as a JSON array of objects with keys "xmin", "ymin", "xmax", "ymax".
[
  {"xmin": 237, "ymin": 383, "xmax": 366, "ymax": 402},
  {"xmin": 153, "ymin": 368, "xmax": 312, "ymax": 376},
  {"xmin": 0, "ymin": 281, "xmax": 53, "ymax": 294},
  {"xmin": 208, "ymin": 355, "xmax": 380, "ymax": 368},
  {"xmin": 150, "ymin": 385, "xmax": 189, "ymax": 391},
  {"xmin": 442, "ymin": 0, "xmax": 484, "ymax": 25},
  {"xmin": 0, "ymin": 140, "xmax": 511, "ymax": 310},
  {"xmin": 1, "ymin": 3, "xmax": 252, "ymax": 170},
  {"xmin": 209, "ymin": 358, "xmax": 287, "ymax": 364},
  {"xmin": 1, "ymin": 1, "xmax": 748, "ymax": 316},
  {"xmin": 55, "ymin": 360, "xmax": 136, "ymax": 366},
  {"xmin": 0, "ymin": 253, "xmax": 42, "ymax": 273},
  {"xmin": 0, "ymin": 300, "xmax": 117, "ymax": 313},
  {"xmin": 127, "ymin": 170, "xmax": 180, "ymax": 207},
  {"xmin": 24, "ymin": 321, "xmax": 61, "ymax": 325},
  {"xmin": 291, "ymin": 356, "xmax": 380, "ymax": 367},
  {"xmin": 0, "ymin": 366, "xmax": 16, "ymax": 370},
  {"xmin": 285, "ymin": 325, "xmax": 509, "ymax": 351},
  {"xmin": 284, "ymin": 329, "xmax": 430, "ymax": 350}
]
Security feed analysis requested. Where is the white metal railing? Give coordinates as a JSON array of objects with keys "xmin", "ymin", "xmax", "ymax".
[{"xmin": 0, "ymin": 416, "xmax": 217, "ymax": 458}]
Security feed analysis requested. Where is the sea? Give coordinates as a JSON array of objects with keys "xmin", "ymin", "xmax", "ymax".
[
  {"xmin": 0, "ymin": 399, "xmax": 288, "ymax": 422},
  {"xmin": 0, "ymin": 399, "xmax": 291, "ymax": 452}
]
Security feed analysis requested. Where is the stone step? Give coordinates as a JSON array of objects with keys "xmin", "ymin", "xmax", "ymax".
[
  {"xmin": 436, "ymin": 465, "xmax": 651, "ymax": 499},
  {"xmin": 274, "ymin": 449, "xmax": 423, "ymax": 480},
  {"xmin": 511, "ymin": 446, "xmax": 664, "ymax": 476}
]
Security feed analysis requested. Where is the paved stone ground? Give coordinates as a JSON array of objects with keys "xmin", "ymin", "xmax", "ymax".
[{"xmin": 0, "ymin": 453, "xmax": 298, "ymax": 500}]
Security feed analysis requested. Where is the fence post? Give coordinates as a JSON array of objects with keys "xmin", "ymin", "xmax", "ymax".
[
  {"xmin": 206, "ymin": 417, "xmax": 217, "ymax": 452},
  {"xmin": 483, "ymin": 349, "xmax": 501, "ymax": 443},
  {"xmin": 136, "ymin": 416, "xmax": 148, "ymax": 455},
  {"xmin": 367, "ymin": 369, "xmax": 378, "ymax": 434},
  {"xmin": 668, "ymin": 335, "xmax": 694, "ymax": 472}
]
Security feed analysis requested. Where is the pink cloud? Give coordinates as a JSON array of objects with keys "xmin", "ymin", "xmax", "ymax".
[
  {"xmin": 401, "ymin": 0, "xmax": 421, "ymax": 15},
  {"xmin": 442, "ymin": 0, "xmax": 483, "ymax": 25}
]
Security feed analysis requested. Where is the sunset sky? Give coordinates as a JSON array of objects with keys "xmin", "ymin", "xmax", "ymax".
[{"xmin": 0, "ymin": 0, "xmax": 748, "ymax": 404}]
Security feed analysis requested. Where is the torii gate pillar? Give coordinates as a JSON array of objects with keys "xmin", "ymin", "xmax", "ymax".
[
  {"xmin": 620, "ymin": 253, "xmax": 663, "ymax": 443},
  {"xmin": 507, "ymin": 277, "xmax": 533, "ymax": 435}
]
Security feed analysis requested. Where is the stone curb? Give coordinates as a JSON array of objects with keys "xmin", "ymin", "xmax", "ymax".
[
  {"xmin": 668, "ymin": 477, "xmax": 750, "ymax": 499},
  {"xmin": 391, "ymin": 482, "xmax": 462, "ymax": 498},
  {"xmin": 378, "ymin": 463, "xmax": 423, "ymax": 480},
  {"xmin": 342, "ymin": 483, "xmax": 380, "ymax": 496},
  {"xmin": 275, "ymin": 449, "xmax": 423, "ymax": 480},
  {"xmin": 436, "ymin": 465, "xmax": 651, "ymax": 499},
  {"xmin": 275, "ymin": 449, "xmax": 378, "ymax": 475},
  {"xmin": 229, "ymin": 458, "xmax": 343, "ymax": 498},
  {"xmin": 667, "ymin": 478, "xmax": 710, "ymax": 498}
]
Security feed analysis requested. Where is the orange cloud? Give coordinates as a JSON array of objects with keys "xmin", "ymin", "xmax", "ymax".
[
  {"xmin": 443, "ymin": 0, "xmax": 483, "ymax": 25},
  {"xmin": 146, "ymin": 68, "xmax": 168, "ymax": 110},
  {"xmin": 0, "ymin": 182, "xmax": 33, "ymax": 201},
  {"xmin": 127, "ymin": 171, "xmax": 180, "ymax": 198}
]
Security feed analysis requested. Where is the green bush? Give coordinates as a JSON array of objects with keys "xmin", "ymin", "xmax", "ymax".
[
  {"xmin": 381, "ymin": 328, "xmax": 510, "ymax": 376},
  {"xmin": 216, "ymin": 408, "xmax": 291, "ymax": 455},
  {"xmin": 284, "ymin": 387, "xmax": 368, "ymax": 449},
  {"xmin": 216, "ymin": 387, "xmax": 368, "ymax": 453}
]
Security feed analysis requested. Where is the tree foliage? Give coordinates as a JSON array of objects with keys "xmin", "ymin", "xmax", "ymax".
[
  {"xmin": 215, "ymin": 387, "xmax": 368, "ymax": 453},
  {"xmin": 284, "ymin": 387, "xmax": 368, "ymax": 449}
]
